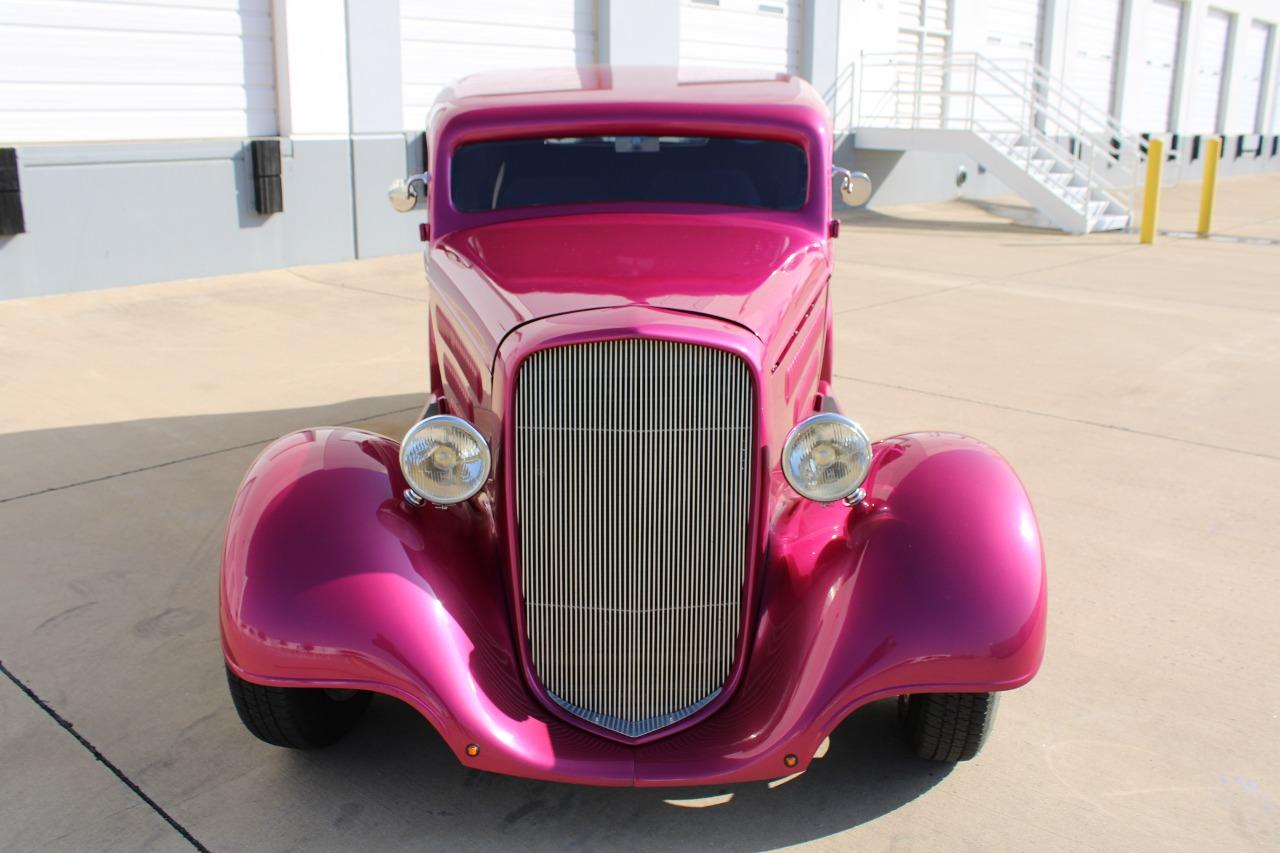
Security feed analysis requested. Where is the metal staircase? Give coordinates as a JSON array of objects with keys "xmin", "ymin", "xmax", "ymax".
[{"xmin": 843, "ymin": 52, "xmax": 1147, "ymax": 234}]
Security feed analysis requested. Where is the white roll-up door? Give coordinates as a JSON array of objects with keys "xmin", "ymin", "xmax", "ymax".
[
  {"xmin": 1135, "ymin": 0, "xmax": 1184, "ymax": 133},
  {"xmin": 982, "ymin": 0, "xmax": 1044, "ymax": 65},
  {"xmin": 401, "ymin": 0, "xmax": 597, "ymax": 130},
  {"xmin": 678, "ymin": 0, "xmax": 803, "ymax": 76},
  {"xmin": 1186, "ymin": 8, "xmax": 1230, "ymax": 134},
  {"xmin": 0, "ymin": 0, "xmax": 276, "ymax": 143},
  {"xmin": 1063, "ymin": 0, "xmax": 1123, "ymax": 125},
  {"xmin": 972, "ymin": 0, "xmax": 1043, "ymax": 133},
  {"xmin": 1228, "ymin": 20, "xmax": 1273, "ymax": 134}
]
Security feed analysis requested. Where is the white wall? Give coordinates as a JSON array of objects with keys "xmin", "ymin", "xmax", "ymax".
[
  {"xmin": 602, "ymin": 0, "xmax": 679, "ymax": 65},
  {"xmin": 272, "ymin": 0, "xmax": 350, "ymax": 137},
  {"xmin": 0, "ymin": 0, "xmax": 653, "ymax": 298}
]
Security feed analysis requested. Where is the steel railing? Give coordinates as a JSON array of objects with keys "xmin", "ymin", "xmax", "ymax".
[{"xmin": 836, "ymin": 52, "xmax": 1163, "ymax": 223}]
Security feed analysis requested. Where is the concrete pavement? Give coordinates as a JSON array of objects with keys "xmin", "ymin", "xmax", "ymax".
[{"xmin": 2, "ymin": 174, "xmax": 1278, "ymax": 851}]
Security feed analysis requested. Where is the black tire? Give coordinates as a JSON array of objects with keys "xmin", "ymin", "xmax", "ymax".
[
  {"xmin": 899, "ymin": 692, "xmax": 1000, "ymax": 762},
  {"xmin": 226, "ymin": 666, "xmax": 371, "ymax": 749}
]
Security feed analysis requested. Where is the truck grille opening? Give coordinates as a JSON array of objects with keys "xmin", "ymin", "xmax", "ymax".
[{"xmin": 514, "ymin": 339, "xmax": 754, "ymax": 738}]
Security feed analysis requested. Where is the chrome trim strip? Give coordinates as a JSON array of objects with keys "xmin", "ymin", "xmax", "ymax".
[{"xmin": 546, "ymin": 689, "xmax": 722, "ymax": 739}]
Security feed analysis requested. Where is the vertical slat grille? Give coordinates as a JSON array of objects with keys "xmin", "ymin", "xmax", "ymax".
[{"xmin": 515, "ymin": 339, "xmax": 753, "ymax": 738}]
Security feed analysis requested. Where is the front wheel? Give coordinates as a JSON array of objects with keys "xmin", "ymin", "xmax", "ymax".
[
  {"xmin": 226, "ymin": 666, "xmax": 371, "ymax": 749},
  {"xmin": 899, "ymin": 692, "xmax": 1000, "ymax": 762}
]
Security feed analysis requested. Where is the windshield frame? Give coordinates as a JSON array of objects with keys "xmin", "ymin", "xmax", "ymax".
[
  {"xmin": 449, "ymin": 134, "xmax": 810, "ymax": 215},
  {"xmin": 427, "ymin": 107, "xmax": 830, "ymax": 239}
]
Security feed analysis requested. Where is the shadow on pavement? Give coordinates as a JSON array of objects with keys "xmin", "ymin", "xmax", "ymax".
[
  {"xmin": 287, "ymin": 694, "xmax": 951, "ymax": 849},
  {"xmin": 0, "ymin": 396, "xmax": 951, "ymax": 850},
  {"xmin": 839, "ymin": 198, "xmax": 1055, "ymax": 235}
]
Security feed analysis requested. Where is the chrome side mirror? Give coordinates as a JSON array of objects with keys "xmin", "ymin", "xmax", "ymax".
[
  {"xmin": 833, "ymin": 166, "xmax": 873, "ymax": 207},
  {"xmin": 388, "ymin": 172, "xmax": 429, "ymax": 212}
]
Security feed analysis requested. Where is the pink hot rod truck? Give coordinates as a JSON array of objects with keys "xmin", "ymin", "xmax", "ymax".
[{"xmin": 220, "ymin": 67, "xmax": 1046, "ymax": 787}]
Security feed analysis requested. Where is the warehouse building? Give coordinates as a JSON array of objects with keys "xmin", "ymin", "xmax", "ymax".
[{"xmin": 1, "ymin": 0, "xmax": 1277, "ymax": 297}]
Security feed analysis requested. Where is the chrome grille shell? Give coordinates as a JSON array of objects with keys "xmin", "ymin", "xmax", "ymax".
[{"xmin": 513, "ymin": 339, "xmax": 755, "ymax": 738}]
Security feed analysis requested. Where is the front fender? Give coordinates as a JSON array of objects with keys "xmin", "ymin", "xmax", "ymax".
[
  {"xmin": 632, "ymin": 432, "xmax": 1047, "ymax": 784},
  {"xmin": 219, "ymin": 428, "xmax": 635, "ymax": 784}
]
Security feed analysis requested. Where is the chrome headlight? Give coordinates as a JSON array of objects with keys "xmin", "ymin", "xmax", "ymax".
[
  {"xmin": 400, "ymin": 415, "xmax": 491, "ymax": 505},
  {"xmin": 781, "ymin": 413, "xmax": 873, "ymax": 503}
]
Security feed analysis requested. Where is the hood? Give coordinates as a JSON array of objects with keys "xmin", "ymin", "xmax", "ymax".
[{"xmin": 428, "ymin": 212, "xmax": 829, "ymax": 364}]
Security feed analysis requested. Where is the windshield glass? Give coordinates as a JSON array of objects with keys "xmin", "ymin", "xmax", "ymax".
[{"xmin": 450, "ymin": 136, "xmax": 808, "ymax": 212}]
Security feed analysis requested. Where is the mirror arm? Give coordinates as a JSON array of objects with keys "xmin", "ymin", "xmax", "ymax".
[
  {"xmin": 832, "ymin": 164, "xmax": 873, "ymax": 208},
  {"xmin": 388, "ymin": 172, "xmax": 431, "ymax": 213}
]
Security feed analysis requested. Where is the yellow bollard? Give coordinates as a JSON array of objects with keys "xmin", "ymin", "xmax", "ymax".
[
  {"xmin": 1140, "ymin": 137, "xmax": 1164, "ymax": 245},
  {"xmin": 1197, "ymin": 136, "xmax": 1221, "ymax": 238}
]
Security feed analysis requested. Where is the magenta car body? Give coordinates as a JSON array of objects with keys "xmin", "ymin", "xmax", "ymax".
[{"xmin": 220, "ymin": 67, "xmax": 1046, "ymax": 787}]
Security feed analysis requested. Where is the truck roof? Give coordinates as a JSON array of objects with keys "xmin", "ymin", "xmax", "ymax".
[{"xmin": 427, "ymin": 65, "xmax": 829, "ymax": 124}]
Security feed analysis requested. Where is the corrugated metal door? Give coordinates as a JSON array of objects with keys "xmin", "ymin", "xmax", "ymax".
[
  {"xmin": 401, "ymin": 0, "xmax": 597, "ymax": 130},
  {"xmin": 1186, "ymin": 8, "xmax": 1231, "ymax": 134},
  {"xmin": 982, "ymin": 0, "xmax": 1044, "ymax": 65},
  {"xmin": 895, "ymin": 0, "xmax": 950, "ymax": 127},
  {"xmin": 1229, "ymin": 20, "xmax": 1273, "ymax": 134},
  {"xmin": 1063, "ymin": 0, "xmax": 1123, "ymax": 126},
  {"xmin": 678, "ymin": 0, "xmax": 803, "ymax": 75},
  {"xmin": 0, "ymin": 0, "xmax": 276, "ymax": 143},
  {"xmin": 1135, "ymin": 0, "xmax": 1183, "ymax": 133},
  {"xmin": 973, "ymin": 0, "xmax": 1043, "ymax": 133}
]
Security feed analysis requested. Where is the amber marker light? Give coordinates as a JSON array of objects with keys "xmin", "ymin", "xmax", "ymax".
[
  {"xmin": 783, "ymin": 753, "xmax": 798, "ymax": 768},
  {"xmin": 465, "ymin": 743, "xmax": 480, "ymax": 758}
]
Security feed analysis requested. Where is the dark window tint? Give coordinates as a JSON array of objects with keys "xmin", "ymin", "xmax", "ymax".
[{"xmin": 450, "ymin": 136, "xmax": 808, "ymax": 212}]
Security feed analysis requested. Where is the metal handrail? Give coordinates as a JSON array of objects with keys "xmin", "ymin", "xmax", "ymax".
[
  {"xmin": 859, "ymin": 52, "xmax": 1135, "ymax": 163},
  {"xmin": 847, "ymin": 51, "xmax": 1144, "ymax": 220},
  {"xmin": 983, "ymin": 55, "xmax": 1131, "ymax": 141},
  {"xmin": 972, "ymin": 56, "xmax": 1134, "ymax": 207},
  {"xmin": 863, "ymin": 81, "xmax": 1100, "ymax": 214},
  {"xmin": 859, "ymin": 51, "xmax": 1139, "ymax": 149},
  {"xmin": 858, "ymin": 76, "xmax": 1120, "ymax": 187}
]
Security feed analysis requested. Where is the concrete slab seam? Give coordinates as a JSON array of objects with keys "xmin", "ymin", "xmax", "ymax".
[
  {"xmin": 834, "ymin": 247, "xmax": 1144, "ymax": 316},
  {"xmin": 834, "ymin": 283, "xmax": 976, "ymax": 315},
  {"xmin": 0, "ymin": 658, "xmax": 210, "ymax": 853},
  {"xmin": 0, "ymin": 405, "xmax": 420, "ymax": 505},
  {"xmin": 286, "ymin": 269, "xmax": 428, "ymax": 303},
  {"xmin": 836, "ymin": 374, "xmax": 1280, "ymax": 463}
]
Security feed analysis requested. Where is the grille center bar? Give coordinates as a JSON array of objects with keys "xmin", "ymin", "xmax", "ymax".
[{"xmin": 514, "ymin": 339, "xmax": 754, "ymax": 738}]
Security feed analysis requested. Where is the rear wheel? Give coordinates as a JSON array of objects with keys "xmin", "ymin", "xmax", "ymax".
[
  {"xmin": 899, "ymin": 692, "xmax": 999, "ymax": 762},
  {"xmin": 226, "ymin": 666, "xmax": 371, "ymax": 749}
]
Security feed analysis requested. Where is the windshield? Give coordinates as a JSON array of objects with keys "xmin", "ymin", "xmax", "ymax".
[{"xmin": 450, "ymin": 135, "xmax": 808, "ymax": 213}]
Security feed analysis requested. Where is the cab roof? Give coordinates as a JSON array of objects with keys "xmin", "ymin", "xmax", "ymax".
[{"xmin": 427, "ymin": 65, "xmax": 830, "ymax": 125}]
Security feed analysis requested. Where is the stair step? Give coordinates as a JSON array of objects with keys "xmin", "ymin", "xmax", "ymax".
[
  {"xmin": 1089, "ymin": 213, "xmax": 1130, "ymax": 232},
  {"xmin": 978, "ymin": 128, "xmax": 1135, "ymax": 231},
  {"xmin": 1022, "ymin": 157, "xmax": 1069, "ymax": 175}
]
